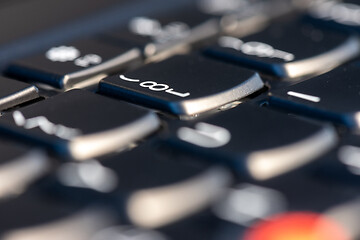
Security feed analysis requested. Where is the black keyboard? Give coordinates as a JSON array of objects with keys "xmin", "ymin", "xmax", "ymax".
[{"xmin": 1, "ymin": 0, "xmax": 360, "ymax": 239}]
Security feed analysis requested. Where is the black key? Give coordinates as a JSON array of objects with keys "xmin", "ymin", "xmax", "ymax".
[
  {"xmin": 100, "ymin": 6, "xmax": 220, "ymax": 60},
  {"xmin": 99, "ymin": 55, "xmax": 264, "ymax": 116},
  {"xmin": 268, "ymin": 62, "xmax": 360, "ymax": 130},
  {"xmin": 0, "ymin": 191, "xmax": 116, "ymax": 240},
  {"xmin": 6, "ymin": 38, "xmax": 142, "ymax": 89},
  {"xmin": 50, "ymin": 145, "xmax": 231, "ymax": 228},
  {"xmin": 162, "ymin": 104, "xmax": 337, "ymax": 180},
  {"xmin": 0, "ymin": 140, "xmax": 49, "ymax": 199},
  {"xmin": 204, "ymin": 19, "xmax": 360, "ymax": 79},
  {"xmin": 0, "ymin": 77, "xmax": 39, "ymax": 111},
  {"xmin": 308, "ymin": 0, "xmax": 360, "ymax": 33},
  {"xmin": 0, "ymin": 89, "xmax": 160, "ymax": 160}
]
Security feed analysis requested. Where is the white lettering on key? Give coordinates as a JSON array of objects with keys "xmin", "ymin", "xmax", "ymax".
[
  {"xmin": 119, "ymin": 75, "xmax": 190, "ymax": 98},
  {"xmin": 46, "ymin": 46, "xmax": 80, "ymax": 62},
  {"xmin": 13, "ymin": 111, "xmax": 82, "ymax": 140},
  {"xmin": 219, "ymin": 36, "xmax": 295, "ymax": 62},
  {"xmin": 74, "ymin": 54, "xmax": 102, "ymax": 67},
  {"xmin": 177, "ymin": 122, "xmax": 231, "ymax": 148}
]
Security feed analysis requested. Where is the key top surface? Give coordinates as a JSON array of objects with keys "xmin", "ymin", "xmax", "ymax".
[
  {"xmin": 0, "ymin": 77, "xmax": 39, "ymax": 111},
  {"xmin": 0, "ymin": 89, "xmax": 160, "ymax": 160},
  {"xmin": 162, "ymin": 104, "xmax": 337, "ymax": 180},
  {"xmin": 99, "ymin": 54, "xmax": 264, "ymax": 116},
  {"xmin": 204, "ymin": 19, "xmax": 360, "ymax": 79},
  {"xmin": 6, "ymin": 38, "xmax": 141, "ymax": 89},
  {"xmin": 268, "ymin": 62, "xmax": 360, "ymax": 130},
  {"xmin": 50, "ymin": 144, "xmax": 231, "ymax": 228}
]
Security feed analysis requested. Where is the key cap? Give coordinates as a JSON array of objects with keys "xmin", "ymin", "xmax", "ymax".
[
  {"xmin": 99, "ymin": 54, "xmax": 264, "ymax": 116},
  {"xmin": 6, "ymin": 38, "xmax": 142, "ymax": 89},
  {"xmin": 0, "ymin": 191, "xmax": 116, "ymax": 240},
  {"xmin": 0, "ymin": 89, "xmax": 160, "ymax": 160},
  {"xmin": 0, "ymin": 77, "xmax": 39, "ymax": 111},
  {"xmin": 268, "ymin": 62, "xmax": 360, "ymax": 130},
  {"xmin": 99, "ymin": 6, "xmax": 220, "ymax": 61},
  {"xmin": 162, "ymin": 103, "xmax": 337, "ymax": 180},
  {"xmin": 308, "ymin": 0, "xmax": 360, "ymax": 33},
  {"xmin": 0, "ymin": 140, "xmax": 49, "ymax": 199},
  {"xmin": 48, "ymin": 144, "xmax": 231, "ymax": 228},
  {"xmin": 204, "ymin": 19, "xmax": 360, "ymax": 80}
]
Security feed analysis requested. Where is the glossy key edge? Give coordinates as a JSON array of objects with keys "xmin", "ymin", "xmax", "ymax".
[
  {"xmin": 170, "ymin": 72, "xmax": 264, "ymax": 116},
  {"xmin": 0, "ymin": 85, "xmax": 39, "ymax": 111},
  {"xmin": 63, "ymin": 48, "xmax": 142, "ymax": 89},
  {"xmin": 67, "ymin": 112, "xmax": 160, "ymax": 160},
  {"xmin": 283, "ymin": 35, "xmax": 360, "ymax": 79},
  {"xmin": 126, "ymin": 166, "xmax": 231, "ymax": 228},
  {"xmin": 246, "ymin": 125, "xmax": 338, "ymax": 180}
]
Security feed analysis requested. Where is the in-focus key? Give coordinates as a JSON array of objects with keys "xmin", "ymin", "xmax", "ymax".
[
  {"xmin": 204, "ymin": 19, "xmax": 360, "ymax": 80},
  {"xmin": 99, "ymin": 54, "xmax": 264, "ymax": 117},
  {"xmin": 268, "ymin": 62, "xmax": 360, "ymax": 131},
  {"xmin": 48, "ymin": 144, "xmax": 231, "ymax": 228},
  {"xmin": 0, "ymin": 77, "xmax": 39, "ymax": 111},
  {"xmin": 6, "ymin": 38, "xmax": 142, "ymax": 89},
  {"xmin": 163, "ymin": 104, "xmax": 337, "ymax": 180},
  {"xmin": 0, "ymin": 89, "xmax": 160, "ymax": 160},
  {"xmin": 0, "ymin": 140, "xmax": 49, "ymax": 199}
]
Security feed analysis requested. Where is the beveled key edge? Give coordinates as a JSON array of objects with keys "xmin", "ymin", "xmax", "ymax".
[{"xmin": 67, "ymin": 112, "xmax": 160, "ymax": 160}]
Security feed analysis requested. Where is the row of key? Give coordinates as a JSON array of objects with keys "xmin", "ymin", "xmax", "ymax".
[{"xmin": 1, "ymin": 0, "xmax": 360, "ymax": 240}]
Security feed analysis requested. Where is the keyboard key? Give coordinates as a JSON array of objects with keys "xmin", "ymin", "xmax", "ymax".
[
  {"xmin": 0, "ymin": 140, "xmax": 49, "ymax": 199},
  {"xmin": 6, "ymin": 38, "xmax": 142, "ymax": 89},
  {"xmin": 0, "ymin": 192, "xmax": 116, "ymax": 240},
  {"xmin": 204, "ymin": 19, "xmax": 360, "ymax": 79},
  {"xmin": 0, "ymin": 89, "xmax": 160, "ymax": 160},
  {"xmin": 99, "ymin": 55, "xmax": 264, "ymax": 116},
  {"xmin": 0, "ymin": 77, "xmax": 39, "ymax": 111},
  {"xmin": 268, "ymin": 62, "xmax": 360, "ymax": 130},
  {"xmin": 99, "ymin": 7, "xmax": 220, "ymax": 61},
  {"xmin": 162, "ymin": 104, "xmax": 337, "ymax": 180},
  {"xmin": 50, "ymin": 145, "xmax": 231, "ymax": 228}
]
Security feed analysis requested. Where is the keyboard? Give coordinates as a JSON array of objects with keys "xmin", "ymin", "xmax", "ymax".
[{"xmin": 1, "ymin": 0, "xmax": 360, "ymax": 239}]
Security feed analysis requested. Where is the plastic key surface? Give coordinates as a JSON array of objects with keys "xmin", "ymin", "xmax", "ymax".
[
  {"xmin": 6, "ymin": 38, "xmax": 142, "ymax": 89},
  {"xmin": 50, "ymin": 144, "xmax": 231, "ymax": 228},
  {"xmin": 0, "ymin": 89, "xmax": 160, "ymax": 160},
  {"xmin": 99, "ymin": 54, "xmax": 264, "ymax": 116},
  {"xmin": 268, "ymin": 62, "xmax": 360, "ymax": 130},
  {"xmin": 163, "ymin": 104, "xmax": 338, "ymax": 180},
  {"xmin": 204, "ymin": 19, "xmax": 360, "ymax": 80}
]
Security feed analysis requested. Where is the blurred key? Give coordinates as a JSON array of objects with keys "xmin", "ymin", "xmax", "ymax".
[
  {"xmin": 99, "ymin": 6, "xmax": 220, "ymax": 61},
  {"xmin": 204, "ymin": 19, "xmax": 360, "ymax": 79},
  {"xmin": 0, "ymin": 77, "xmax": 39, "ymax": 111},
  {"xmin": 162, "ymin": 104, "xmax": 337, "ymax": 180},
  {"xmin": 0, "ymin": 89, "xmax": 160, "ymax": 160},
  {"xmin": 49, "ymin": 145, "xmax": 232, "ymax": 228},
  {"xmin": 308, "ymin": 0, "xmax": 360, "ymax": 32},
  {"xmin": 268, "ymin": 62, "xmax": 360, "ymax": 130},
  {"xmin": 0, "ymin": 140, "xmax": 49, "ymax": 199},
  {"xmin": 6, "ymin": 38, "xmax": 142, "ymax": 89},
  {"xmin": 0, "ymin": 192, "xmax": 115, "ymax": 240},
  {"xmin": 99, "ymin": 54, "xmax": 264, "ymax": 116}
]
